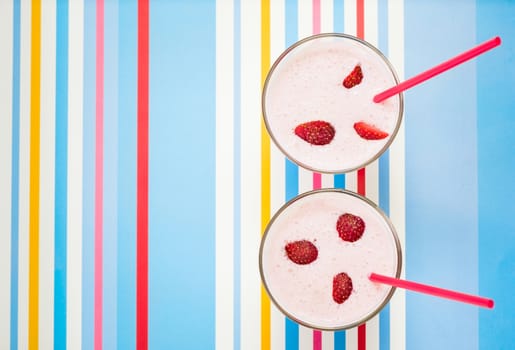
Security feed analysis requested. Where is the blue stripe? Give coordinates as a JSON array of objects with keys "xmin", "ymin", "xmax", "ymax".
[
  {"xmin": 9, "ymin": 1, "xmax": 20, "ymax": 349},
  {"xmin": 117, "ymin": 0, "xmax": 137, "ymax": 349},
  {"xmin": 476, "ymin": 1, "xmax": 515, "ymax": 349},
  {"xmin": 233, "ymin": 0, "xmax": 241, "ymax": 348},
  {"xmin": 405, "ymin": 1, "xmax": 478, "ymax": 349},
  {"xmin": 333, "ymin": 2, "xmax": 345, "ymax": 348},
  {"xmin": 334, "ymin": 330, "xmax": 346, "ymax": 350},
  {"xmin": 333, "ymin": 0, "xmax": 344, "ymax": 34},
  {"xmin": 82, "ymin": 1, "xmax": 96, "ymax": 348},
  {"xmin": 103, "ymin": 1, "xmax": 118, "ymax": 348},
  {"xmin": 54, "ymin": 0, "xmax": 69, "ymax": 348},
  {"xmin": 284, "ymin": 1, "xmax": 299, "ymax": 349},
  {"xmin": 378, "ymin": 151, "xmax": 390, "ymax": 350},
  {"xmin": 377, "ymin": 0, "xmax": 390, "ymax": 348},
  {"xmin": 148, "ymin": 2, "xmax": 216, "ymax": 348}
]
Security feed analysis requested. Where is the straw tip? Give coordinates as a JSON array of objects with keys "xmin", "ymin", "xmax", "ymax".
[
  {"xmin": 486, "ymin": 299, "xmax": 495, "ymax": 309},
  {"xmin": 373, "ymin": 95, "xmax": 383, "ymax": 104},
  {"xmin": 493, "ymin": 36, "xmax": 502, "ymax": 46}
]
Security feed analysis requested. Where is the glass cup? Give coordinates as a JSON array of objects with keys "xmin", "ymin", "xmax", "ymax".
[
  {"xmin": 259, "ymin": 188, "xmax": 402, "ymax": 330},
  {"xmin": 262, "ymin": 33, "xmax": 404, "ymax": 174}
]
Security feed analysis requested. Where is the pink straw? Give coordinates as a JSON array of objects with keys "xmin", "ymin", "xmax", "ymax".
[
  {"xmin": 374, "ymin": 36, "xmax": 501, "ymax": 103},
  {"xmin": 369, "ymin": 272, "xmax": 494, "ymax": 309}
]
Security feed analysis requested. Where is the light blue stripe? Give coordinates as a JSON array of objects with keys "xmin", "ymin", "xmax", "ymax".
[
  {"xmin": 82, "ymin": 1, "xmax": 96, "ymax": 348},
  {"xmin": 54, "ymin": 0, "xmax": 68, "ymax": 348},
  {"xmin": 284, "ymin": 1, "xmax": 299, "ymax": 349},
  {"xmin": 103, "ymin": 1, "xmax": 118, "ymax": 348},
  {"xmin": 405, "ymin": 1, "xmax": 478, "ymax": 349},
  {"xmin": 377, "ymin": 1, "xmax": 389, "ymax": 348},
  {"xmin": 233, "ymin": 0, "xmax": 241, "ymax": 348},
  {"xmin": 117, "ymin": 0, "xmax": 137, "ymax": 349},
  {"xmin": 333, "ymin": 0, "xmax": 344, "ymax": 34},
  {"xmin": 148, "ymin": 2, "xmax": 216, "ymax": 348},
  {"xmin": 378, "ymin": 151, "xmax": 390, "ymax": 350},
  {"xmin": 10, "ymin": 1, "xmax": 20, "ymax": 349},
  {"xmin": 476, "ymin": 1, "xmax": 515, "ymax": 349},
  {"xmin": 333, "ymin": 2, "xmax": 345, "ymax": 348}
]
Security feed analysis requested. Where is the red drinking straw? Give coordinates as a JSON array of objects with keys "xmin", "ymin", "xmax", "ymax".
[
  {"xmin": 369, "ymin": 272, "xmax": 495, "ymax": 309},
  {"xmin": 373, "ymin": 36, "xmax": 501, "ymax": 103}
]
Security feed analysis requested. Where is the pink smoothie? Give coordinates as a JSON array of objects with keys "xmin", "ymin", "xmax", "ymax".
[
  {"xmin": 262, "ymin": 33, "xmax": 403, "ymax": 173},
  {"xmin": 259, "ymin": 189, "xmax": 402, "ymax": 330}
]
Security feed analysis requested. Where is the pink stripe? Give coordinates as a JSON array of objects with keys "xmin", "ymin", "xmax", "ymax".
[
  {"xmin": 311, "ymin": 2, "xmax": 323, "ymax": 350},
  {"xmin": 312, "ymin": 0, "xmax": 321, "ymax": 35},
  {"xmin": 311, "ymin": 0, "xmax": 322, "ymax": 195},
  {"xmin": 94, "ymin": 0, "xmax": 104, "ymax": 349},
  {"xmin": 312, "ymin": 173, "xmax": 322, "ymax": 190},
  {"xmin": 313, "ymin": 331, "xmax": 322, "ymax": 350}
]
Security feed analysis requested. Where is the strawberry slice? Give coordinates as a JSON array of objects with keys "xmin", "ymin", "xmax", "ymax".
[
  {"xmin": 353, "ymin": 121, "xmax": 389, "ymax": 140},
  {"xmin": 285, "ymin": 240, "xmax": 318, "ymax": 265},
  {"xmin": 336, "ymin": 213, "xmax": 365, "ymax": 242},
  {"xmin": 342, "ymin": 65, "xmax": 363, "ymax": 88},
  {"xmin": 294, "ymin": 120, "xmax": 335, "ymax": 146},
  {"xmin": 333, "ymin": 272, "xmax": 353, "ymax": 304}
]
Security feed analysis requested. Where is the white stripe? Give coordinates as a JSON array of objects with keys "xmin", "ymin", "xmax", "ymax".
[
  {"xmin": 67, "ymin": 1, "xmax": 83, "ymax": 348},
  {"xmin": 320, "ymin": 0, "xmax": 333, "ymax": 33},
  {"xmin": 343, "ymin": 0, "xmax": 357, "ymax": 207},
  {"xmin": 321, "ymin": 3, "xmax": 337, "ymax": 348},
  {"xmin": 319, "ymin": 0, "xmax": 334, "ymax": 190},
  {"xmin": 364, "ymin": 0, "xmax": 378, "ymax": 46},
  {"xmin": 18, "ymin": 0, "xmax": 32, "ymax": 347},
  {"xmin": 270, "ymin": 0, "xmax": 286, "ymax": 348},
  {"xmin": 387, "ymin": 0, "xmax": 406, "ymax": 349},
  {"xmin": 298, "ymin": 168, "xmax": 312, "ymax": 194},
  {"xmin": 0, "ymin": 0, "xmax": 14, "ymax": 348},
  {"xmin": 321, "ymin": 174, "xmax": 333, "ymax": 189},
  {"xmin": 345, "ymin": 171, "xmax": 358, "ymax": 193},
  {"xmin": 366, "ymin": 314, "xmax": 380, "ymax": 350},
  {"xmin": 240, "ymin": 0, "xmax": 262, "ymax": 348},
  {"xmin": 215, "ymin": 0, "xmax": 235, "ymax": 349},
  {"xmin": 321, "ymin": 330, "xmax": 334, "ymax": 350},
  {"xmin": 365, "ymin": 160, "xmax": 379, "ymax": 204},
  {"xmin": 343, "ymin": 0, "xmax": 357, "ymax": 37},
  {"xmin": 298, "ymin": 0, "xmax": 311, "ymax": 39},
  {"xmin": 299, "ymin": 325, "xmax": 312, "ymax": 350},
  {"xmin": 346, "ymin": 327, "xmax": 358, "ymax": 350},
  {"xmin": 39, "ymin": 1, "xmax": 56, "ymax": 348}
]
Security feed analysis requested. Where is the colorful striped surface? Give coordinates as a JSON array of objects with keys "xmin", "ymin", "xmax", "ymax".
[{"xmin": 0, "ymin": 0, "xmax": 514, "ymax": 349}]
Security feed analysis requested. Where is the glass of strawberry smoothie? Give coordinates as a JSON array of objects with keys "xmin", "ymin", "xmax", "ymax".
[
  {"xmin": 262, "ymin": 33, "xmax": 403, "ymax": 174},
  {"xmin": 259, "ymin": 188, "xmax": 402, "ymax": 330}
]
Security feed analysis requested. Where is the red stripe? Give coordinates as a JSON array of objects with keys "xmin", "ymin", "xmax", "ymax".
[
  {"xmin": 357, "ymin": 168, "xmax": 366, "ymax": 196},
  {"xmin": 358, "ymin": 323, "xmax": 367, "ymax": 350},
  {"xmin": 94, "ymin": 0, "xmax": 104, "ymax": 349},
  {"xmin": 137, "ymin": 0, "xmax": 149, "ymax": 349},
  {"xmin": 357, "ymin": 0, "xmax": 364, "ymax": 40},
  {"xmin": 356, "ymin": 0, "xmax": 366, "ymax": 349}
]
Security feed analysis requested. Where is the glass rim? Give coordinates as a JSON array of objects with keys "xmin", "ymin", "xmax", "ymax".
[
  {"xmin": 262, "ymin": 32, "xmax": 405, "ymax": 174},
  {"xmin": 259, "ymin": 188, "xmax": 403, "ymax": 331}
]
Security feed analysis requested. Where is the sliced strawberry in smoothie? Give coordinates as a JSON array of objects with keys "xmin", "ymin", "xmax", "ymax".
[
  {"xmin": 294, "ymin": 120, "xmax": 335, "ymax": 146},
  {"xmin": 333, "ymin": 272, "xmax": 353, "ymax": 304},
  {"xmin": 336, "ymin": 213, "xmax": 365, "ymax": 242},
  {"xmin": 285, "ymin": 240, "xmax": 319, "ymax": 265},
  {"xmin": 342, "ymin": 65, "xmax": 363, "ymax": 88},
  {"xmin": 353, "ymin": 121, "xmax": 389, "ymax": 140}
]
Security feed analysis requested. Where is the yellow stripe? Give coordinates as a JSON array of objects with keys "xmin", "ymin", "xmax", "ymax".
[
  {"xmin": 260, "ymin": 0, "xmax": 271, "ymax": 349},
  {"xmin": 29, "ymin": 0, "xmax": 41, "ymax": 349}
]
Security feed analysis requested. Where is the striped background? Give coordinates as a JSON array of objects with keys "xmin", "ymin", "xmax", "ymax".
[{"xmin": 0, "ymin": 0, "xmax": 514, "ymax": 349}]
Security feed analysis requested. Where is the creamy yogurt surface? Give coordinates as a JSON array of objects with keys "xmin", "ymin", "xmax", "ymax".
[
  {"xmin": 260, "ymin": 189, "xmax": 401, "ymax": 330},
  {"xmin": 263, "ymin": 34, "xmax": 402, "ymax": 173}
]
